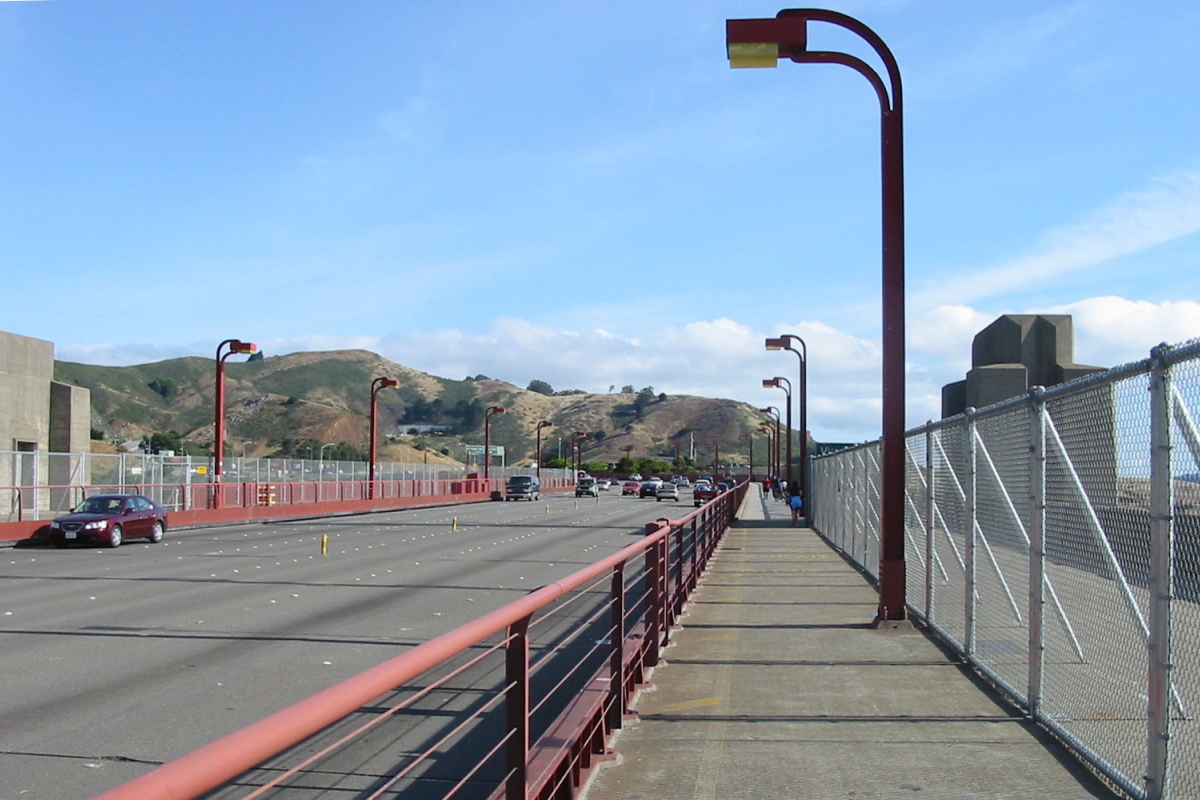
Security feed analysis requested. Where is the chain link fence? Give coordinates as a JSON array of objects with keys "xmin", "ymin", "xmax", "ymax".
[
  {"xmin": 0, "ymin": 452, "xmax": 564, "ymax": 521},
  {"xmin": 811, "ymin": 337, "xmax": 1200, "ymax": 800}
]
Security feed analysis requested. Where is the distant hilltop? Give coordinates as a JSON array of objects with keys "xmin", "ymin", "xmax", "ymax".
[{"xmin": 56, "ymin": 348, "xmax": 784, "ymax": 468}]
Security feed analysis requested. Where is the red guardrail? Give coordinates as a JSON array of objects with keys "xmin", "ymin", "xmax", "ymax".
[
  {"xmin": 91, "ymin": 482, "xmax": 748, "ymax": 800},
  {"xmin": 0, "ymin": 477, "xmax": 575, "ymax": 541}
]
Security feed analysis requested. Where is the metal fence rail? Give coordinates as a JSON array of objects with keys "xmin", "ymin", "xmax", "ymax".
[
  {"xmin": 811, "ymin": 337, "xmax": 1200, "ymax": 800},
  {"xmin": 91, "ymin": 484, "xmax": 748, "ymax": 800},
  {"xmin": 0, "ymin": 451, "xmax": 570, "ymax": 521}
]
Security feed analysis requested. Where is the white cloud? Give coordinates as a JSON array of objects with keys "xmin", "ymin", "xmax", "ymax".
[
  {"xmin": 60, "ymin": 296, "xmax": 1197, "ymax": 445},
  {"xmin": 916, "ymin": 168, "xmax": 1200, "ymax": 308},
  {"xmin": 1037, "ymin": 296, "xmax": 1200, "ymax": 366}
]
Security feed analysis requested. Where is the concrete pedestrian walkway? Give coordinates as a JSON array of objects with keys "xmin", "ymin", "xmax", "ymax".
[{"xmin": 583, "ymin": 485, "xmax": 1122, "ymax": 800}]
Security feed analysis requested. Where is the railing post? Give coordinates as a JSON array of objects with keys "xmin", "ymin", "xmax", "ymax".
[
  {"xmin": 672, "ymin": 523, "xmax": 684, "ymax": 624},
  {"xmin": 688, "ymin": 518, "xmax": 699, "ymax": 592},
  {"xmin": 1147, "ymin": 345, "xmax": 1175, "ymax": 800},
  {"xmin": 965, "ymin": 410, "xmax": 978, "ymax": 655},
  {"xmin": 608, "ymin": 565, "xmax": 626, "ymax": 732},
  {"xmin": 1028, "ymin": 387, "xmax": 1047, "ymax": 719},
  {"xmin": 505, "ymin": 615, "xmax": 531, "ymax": 800},
  {"xmin": 644, "ymin": 523, "xmax": 662, "ymax": 667},
  {"xmin": 924, "ymin": 424, "xmax": 934, "ymax": 620}
]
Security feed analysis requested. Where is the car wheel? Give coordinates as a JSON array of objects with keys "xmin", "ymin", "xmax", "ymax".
[
  {"xmin": 148, "ymin": 521, "xmax": 165, "ymax": 543},
  {"xmin": 107, "ymin": 525, "xmax": 123, "ymax": 548}
]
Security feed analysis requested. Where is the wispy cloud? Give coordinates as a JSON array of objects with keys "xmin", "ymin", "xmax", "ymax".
[{"xmin": 916, "ymin": 168, "xmax": 1200, "ymax": 308}]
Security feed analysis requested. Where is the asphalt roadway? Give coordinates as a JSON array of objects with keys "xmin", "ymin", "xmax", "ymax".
[{"xmin": 0, "ymin": 490, "xmax": 677, "ymax": 799}]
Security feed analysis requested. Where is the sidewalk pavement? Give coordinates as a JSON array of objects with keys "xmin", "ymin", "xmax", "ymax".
[{"xmin": 582, "ymin": 484, "xmax": 1122, "ymax": 800}]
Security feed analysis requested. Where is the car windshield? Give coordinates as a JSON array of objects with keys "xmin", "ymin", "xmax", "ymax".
[
  {"xmin": 509, "ymin": 477, "xmax": 533, "ymax": 485},
  {"xmin": 74, "ymin": 497, "xmax": 125, "ymax": 514}
]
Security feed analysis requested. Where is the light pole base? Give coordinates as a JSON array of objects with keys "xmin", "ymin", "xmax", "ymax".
[{"xmin": 870, "ymin": 616, "xmax": 915, "ymax": 631}]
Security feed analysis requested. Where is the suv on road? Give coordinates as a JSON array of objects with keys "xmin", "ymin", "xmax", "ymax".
[
  {"xmin": 576, "ymin": 477, "xmax": 600, "ymax": 497},
  {"xmin": 505, "ymin": 475, "xmax": 541, "ymax": 501}
]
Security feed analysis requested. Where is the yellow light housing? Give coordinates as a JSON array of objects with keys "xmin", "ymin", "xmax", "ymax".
[{"xmin": 727, "ymin": 41, "xmax": 778, "ymax": 69}]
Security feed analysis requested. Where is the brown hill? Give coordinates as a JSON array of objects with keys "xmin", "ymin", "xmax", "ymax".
[{"xmin": 55, "ymin": 350, "xmax": 777, "ymax": 469}]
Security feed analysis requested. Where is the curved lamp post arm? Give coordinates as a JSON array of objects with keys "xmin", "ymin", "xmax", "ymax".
[
  {"xmin": 730, "ymin": 8, "xmax": 906, "ymax": 621},
  {"xmin": 768, "ymin": 334, "xmax": 809, "ymax": 493},
  {"xmin": 369, "ymin": 378, "xmax": 402, "ymax": 486},
  {"xmin": 212, "ymin": 339, "xmax": 258, "ymax": 501},
  {"xmin": 535, "ymin": 421, "xmax": 553, "ymax": 480},
  {"xmin": 763, "ymin": 377, "xmax": 793, "ymax": 487},
  {"xmin": 483, "ymin": 407, "xmax": 506, "ymax": 479}
]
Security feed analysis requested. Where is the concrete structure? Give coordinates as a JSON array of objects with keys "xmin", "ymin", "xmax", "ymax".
[
  {"xmin": 942, "ymin": 314, "xmax": 1104, "ymax": 418},
  {"xmin": 0, "ymin": 330, "xmax": 91, "ymax": 505}
]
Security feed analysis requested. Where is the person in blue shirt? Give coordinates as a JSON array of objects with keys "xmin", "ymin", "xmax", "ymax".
[{"xmin": 787, "ymin": 487, "xmax": 804, "ymax": 526}]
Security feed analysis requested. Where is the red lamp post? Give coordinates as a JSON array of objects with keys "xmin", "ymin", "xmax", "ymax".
[
  {"xmin": 571, "ymin": 431, "xmax": 589, "ymax": 475},
  {"xmin": 757, "ymin": 424, "xmax": 774, "ymax": 485},
  {"xmin": 620, "ymin": 444, "xmax": 634, "ymax": 476},
  {"xmin": 709, "ymin": 439, "xmax": 720, "ymax": 478},
  {"xmin": 535, "ymin": 421, "xmax": 553, "ymax": 481},
  {"xmin": 728, "ymin": 9, "xmax": 907, "ymax": 620},
  {"xmin": 740, "ymin": 433, "xmax": 754, "ymax": 480},
  {"xmin": 766, "ymin": 335, "xmax": 808, "ymax": 492},
  {"xmin": 763, "ymin": 376, "xmax": 793, "ymax": 488},
  {"xmin": 213, "ymin": 338, "xmax": 258, "ymax": 507},
  {"xmin": 483, "ymin": 406, "xmax": 506, "ymax": 479},
  {"xmin": 760, "ymin": 406, "xmax": 781, "ymax": 482},
  {"xmin": 369, "ymin": 377, "xmax": 402, "ymax": 493}
]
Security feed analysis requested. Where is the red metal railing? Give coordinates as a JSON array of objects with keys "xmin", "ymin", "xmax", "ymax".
[
  {"xmin": 91, "ymin": 482, "xmax": 748, "ymax": 800},
  {"xmin": 0, "ymin": 477, "xmax": 575, "ymax": 539}
]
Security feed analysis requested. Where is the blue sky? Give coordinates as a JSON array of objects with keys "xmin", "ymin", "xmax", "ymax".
[{"xmin": 3, "ymin": 1, "xmax": 1199, "ymax": 442}]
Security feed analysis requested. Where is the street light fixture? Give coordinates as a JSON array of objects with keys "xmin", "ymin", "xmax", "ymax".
[
  {"xmin": 369, "ymin": 378, "xmax": 402, "ymax": 492},
  {"xmin": 766, "ymin": 334, "xmax": 808, "ymax": 491},
  {"xmin": 728, "ymin": 8, "xmax": 907, "ymax": 620},
  {"xmin": 484, "ymin": 406, "xmax": 506, "ymax": 479},
  {"xmin": 535, "ymin": 421, "xmax": 553, "ymax": 481},
  {"xmin": 213, "ymin": 338, "xmax": 258, "ymax": 507},
  {"xmin": 763, "ymin": 376, "xmax": 793, "ymax": 488}
]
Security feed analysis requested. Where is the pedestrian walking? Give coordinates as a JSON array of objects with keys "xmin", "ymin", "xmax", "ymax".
[{"xmin": 787, "ymin": 487, "xmax": 804, "ymax": 527}]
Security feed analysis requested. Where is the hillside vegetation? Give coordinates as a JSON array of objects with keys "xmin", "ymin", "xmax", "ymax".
[{"xmin": 55, "ymin": 350, "xmax": 775, "ymax": 468}]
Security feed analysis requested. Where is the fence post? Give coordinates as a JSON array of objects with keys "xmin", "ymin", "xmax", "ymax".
[
  {"xmin": 608, "ymin": 565, "xmax": 627, "ymax": 732},
  {"xmin": 1028, "ymin": 387, "xmax": 1047, "ymax": 719},
  {"xmin": 924, "ymin": 424, "xmax": 935, "ymax": 620},
  {"xmin": 1147, "ymin": 345, "xmax": 1175, "ymax": 800},
  {"xmin": 505, "ymin": 615, "xmax": 531, "ymax": 800},
  {"xmin": 644, "ymin": 523, "xmax": 662, "ymax": 667},
  {"xmin": 672, "ymin": 523, "xmax": 684, "ymax": 624},
  {"xmin": 965, "ymin": 410, "xmax": 978, "ymax": 655}
]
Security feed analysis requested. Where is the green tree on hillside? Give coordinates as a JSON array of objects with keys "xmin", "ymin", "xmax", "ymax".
[
  {"xmin": 148, "ymin": 378, "xmax": 178, "ymax": 399},
  {"xmin": 634, "ymin": 386, "xmax": 656, "ymax": 418},
  {"xmin": 527, "ymin": 379, "xmax": 554, "ymax": 395}
]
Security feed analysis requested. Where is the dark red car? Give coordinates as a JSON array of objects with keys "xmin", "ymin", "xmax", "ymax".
[{"xmin": 48, "ymin": 494, "xmax": 167, "ymax": 548}]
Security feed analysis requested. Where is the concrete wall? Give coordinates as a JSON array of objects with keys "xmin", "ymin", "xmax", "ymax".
[
  {"xmin": 0, "ymin": 330, "xmax": 54, "ymax": 451},
  {"xmin": 0, "ymin": 331, "xmax": 91, "ymax": 506}
]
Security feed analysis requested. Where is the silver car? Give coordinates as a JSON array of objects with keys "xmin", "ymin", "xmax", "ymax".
[{"xmin": 655, "ymin": 483, "xmax": 680, "ymax": 502}]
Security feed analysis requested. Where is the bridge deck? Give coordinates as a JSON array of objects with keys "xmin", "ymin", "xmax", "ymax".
[{"xmin": 582, "ymin": 485, "xmax": 1123, "ymax": 799}]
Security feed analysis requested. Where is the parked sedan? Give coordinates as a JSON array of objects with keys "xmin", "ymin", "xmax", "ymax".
[
  {"xmin": 48, "ymin": 494, "xmax": 167, "ymax": 548},
  {"xmin": 655, "ymin": 483, "xmax": 680, "ymax": 502}
]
